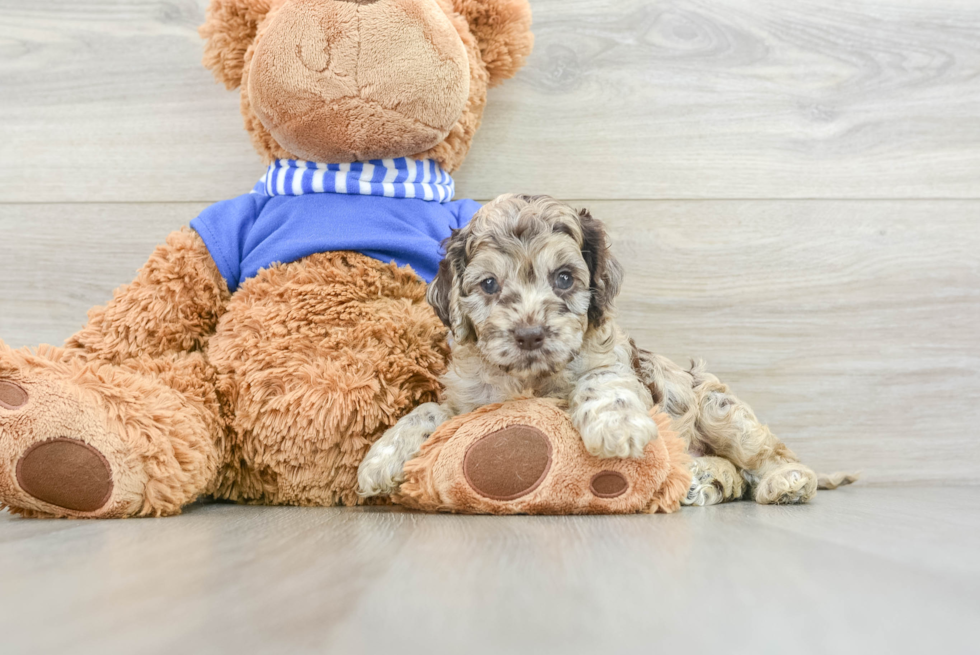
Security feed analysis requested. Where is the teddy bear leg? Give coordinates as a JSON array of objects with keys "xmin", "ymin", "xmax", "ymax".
[
  {"xmin": 0, "ymin": 228, "xmax": 230, "ymax": 517},
  {"xmin": 0, "ymin": 347, "xmax": 225, "ymax": 518},
  {"xmin": 205, "ymin": 252, "xmax": 447, "ymax": 507},
  {"xmin": 64, "ymin": 227, "xmax": 230, "ymax": 365}
]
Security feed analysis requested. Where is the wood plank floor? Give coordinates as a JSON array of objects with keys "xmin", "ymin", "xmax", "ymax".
[{"xmin": 0, "ymin": 485, "xmax": 977, "ymax": 655}]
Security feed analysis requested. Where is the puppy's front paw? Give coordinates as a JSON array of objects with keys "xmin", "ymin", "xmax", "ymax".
[
  {"xmin": 357, "ymin": 403, "xmax": 447, "ymax": 497},
  {"xmin": 576, "ymin": 409, "xmax": 658, "ymax": 459},
  {"xmin": 357, "ymin": 441, "xmax": 413, "ymax": 497}
]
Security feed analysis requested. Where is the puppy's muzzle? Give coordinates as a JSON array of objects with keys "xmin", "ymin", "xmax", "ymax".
[{"xmin": 514, "ymin": 325, "xmax": 545, "ymax": 351}]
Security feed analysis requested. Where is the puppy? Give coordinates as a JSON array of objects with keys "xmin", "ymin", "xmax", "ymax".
[{"xmin": 358, "ymin": 194, "xmax": 846, "ymax": 505}]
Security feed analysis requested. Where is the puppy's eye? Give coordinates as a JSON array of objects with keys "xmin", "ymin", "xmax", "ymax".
[
  {"xmin": 554, "ymin": 271, "xmax": 574, "ymax": 290},
  {"xmin": 480, "ymin": 277, "xmax": 500, "ymax": 294}
]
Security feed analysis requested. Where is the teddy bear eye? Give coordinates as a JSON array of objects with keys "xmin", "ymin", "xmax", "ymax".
[
  {"xmin": 554, "ymin": 271, "xmax": 574, "ymax": 290},
  {"xmin": 480, "ymin": 277, "xmax": 500, "ymax": 294}
]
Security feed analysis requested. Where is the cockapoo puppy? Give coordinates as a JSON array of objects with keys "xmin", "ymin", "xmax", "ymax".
[{"xmin": 358, "ymin": 194, "xmax": 853, "ymax": 505}]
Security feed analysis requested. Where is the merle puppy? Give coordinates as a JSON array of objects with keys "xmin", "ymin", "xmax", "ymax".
[{"xmin": 358, "ymin": 194, "xmax": 854, "ymax": 504}]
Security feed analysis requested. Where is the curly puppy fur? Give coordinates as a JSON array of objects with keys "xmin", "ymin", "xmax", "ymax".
[{"xmin": 359, "ymin": 195, "xmax": 853, "ymax": 504}]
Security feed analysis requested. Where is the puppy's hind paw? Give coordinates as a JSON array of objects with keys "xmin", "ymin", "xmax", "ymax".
[
  {"xmin": 682, "ymin": 456, "xmax": 745, "ymax": 506},
  {"xmin": 753, "ymin": 463, "xmax": 817, "ymax": 505}
]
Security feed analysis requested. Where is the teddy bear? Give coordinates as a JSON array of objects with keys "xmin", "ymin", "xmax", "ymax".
[{"xmin": 0, "ymin": 0, "xmax": 535, "ymax": 518}]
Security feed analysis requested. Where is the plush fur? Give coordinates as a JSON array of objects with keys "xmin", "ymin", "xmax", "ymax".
[
  {"xmin": 359, "ymin": 195, "xmax": 857, "ymax": 505},
  {"xmin": 201, "ymin": 0, "xmax": 533, "ymax": 170},
  {"xmin": 0, "ymin": 0, "xmax": 533, "ymax": 518},
  {"xmin": 394, "ymin": 400, "xmax": 692, "ymax": 515}
]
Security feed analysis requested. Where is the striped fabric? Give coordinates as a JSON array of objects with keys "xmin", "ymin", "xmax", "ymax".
[{"xmin": 251, "ymin": 157, "xmax": 456, "ymax": 203}]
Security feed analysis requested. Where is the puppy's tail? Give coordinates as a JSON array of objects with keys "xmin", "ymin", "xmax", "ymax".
[{"xmin": 817, "ymin": 471, "xmax": 861, "ymax": 490}]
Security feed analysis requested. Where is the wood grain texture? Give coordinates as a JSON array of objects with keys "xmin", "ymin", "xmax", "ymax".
[
  {"xmin": 0, "ymin": 487, "xmax": 977, "ymax": 654},
  {"xmin": 0, "ymin": 203, "xmax": 208, "ymax": 346},
  {"xmin": 2, "ymin": 200, "xmax": 977, "ymax": 484},
  {"xmin": 600, "ymin": 199, "xmax": 980, "ymax": 486},
  {"xmin": 2, "ymin": 0, "xmax": 980, "ymax": 202}
]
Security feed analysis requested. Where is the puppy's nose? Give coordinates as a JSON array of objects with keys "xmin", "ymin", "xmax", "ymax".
[{"xmin": 514, "ymin": 326, "xmax": 545, "ymax": 351}]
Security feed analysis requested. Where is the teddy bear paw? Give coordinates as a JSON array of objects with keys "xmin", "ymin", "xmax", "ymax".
[
  {"xmin": 0, "ymin": 345, "xmax": 157, "ymax": 519},
  {"xmin": 0, "ymin": 375, "xmax": 128, "ymax": 517}
]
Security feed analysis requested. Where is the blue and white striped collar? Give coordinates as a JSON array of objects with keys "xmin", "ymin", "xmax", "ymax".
[{"xmin": 251, "ymin": 157, "xmax": 455, "ymax": 203}]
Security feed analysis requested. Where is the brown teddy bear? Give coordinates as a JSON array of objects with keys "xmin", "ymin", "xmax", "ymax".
[{"xmin": 0, "ymin": 0, "xmax": 534, "ymax": 518}]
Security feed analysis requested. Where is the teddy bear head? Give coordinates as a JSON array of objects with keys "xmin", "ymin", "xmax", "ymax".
[{"xmin": 200, "ymin": 0, "xmax": 533, "ymax": 172}]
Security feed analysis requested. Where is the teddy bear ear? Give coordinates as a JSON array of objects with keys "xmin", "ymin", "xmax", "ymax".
[
  {"xmin": 451, "ymin": 0, "xmax": 534, "ymax": 87},
  {"xmin": 199, "ymin": 0, "xmax": 274, "ymax": 90}
]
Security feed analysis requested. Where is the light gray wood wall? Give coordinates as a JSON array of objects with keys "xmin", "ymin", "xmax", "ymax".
[{"xmin": 1, "ymin": 0, "xmax": 978, "ymax": 484}]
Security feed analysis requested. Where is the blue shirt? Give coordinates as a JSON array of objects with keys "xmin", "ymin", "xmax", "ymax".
[{"xmin": 189, "ymin": 158, "xmax": 481, "ymax": 292}]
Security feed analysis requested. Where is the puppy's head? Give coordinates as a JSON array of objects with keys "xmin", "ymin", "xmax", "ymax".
[{"xmin": 427, "ymin": 194, "xmax": 623, "ymax": 377}]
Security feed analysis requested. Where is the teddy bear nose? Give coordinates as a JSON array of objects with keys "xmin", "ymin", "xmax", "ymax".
[{"xmin": 514, "ymin": 326, "xmax": 545, "ymax": 351}]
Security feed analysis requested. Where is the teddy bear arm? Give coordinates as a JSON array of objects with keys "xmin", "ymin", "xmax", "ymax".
[{"xmin": 64, "ymin": 227, "xmax": 231, "ymax": 365}]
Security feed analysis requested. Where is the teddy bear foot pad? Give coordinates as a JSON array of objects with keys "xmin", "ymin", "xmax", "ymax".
[
  {"xmin": 462, "ymin": 424, "xmax": 632, "ymax": 502},
  {"xmin": 17, "ymin": 437, "xmax": 114, "ymax": 513},
  {"xmin": 0, "ymin": 366, "xmax": 153, "ymax": 519},
  {"xmin": 462, "ymin": 425, "xmax": 553, "ymax": 500},
  {"xmin": 395, "ymin": 399, "xmax": 693, "ymax": 515},
  {"xmin": 2, "ymin": 381, "xmax": 113, "ymax": 513}
]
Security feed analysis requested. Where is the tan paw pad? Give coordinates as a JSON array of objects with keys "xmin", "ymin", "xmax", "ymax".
[{"xmin": 0, "ymin": 380, "xmax": 29, "ymax": 410}]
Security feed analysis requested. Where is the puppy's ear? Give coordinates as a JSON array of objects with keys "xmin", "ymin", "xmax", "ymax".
[
  {"xmin": 451, "ymin": 0, "xmax": 534, "ymax": 87},
  {"xmin": 200, "ymin": 0, "xmax": 273, "ymax": 90},
  {"xmin": 578, "ymin": 208, "xmax": 624, "ymax": 329},
  {"xmin": 427, "ymin": 228, "xmax": 474, "ymax": 341},
  {"xmin": 427, "ymin": 257, "xmax": 455, "ymax": 328}
]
